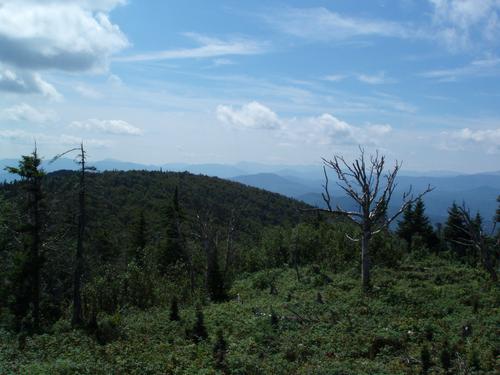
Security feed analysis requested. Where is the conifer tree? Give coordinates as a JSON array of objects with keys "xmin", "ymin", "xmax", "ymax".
[
  {"xmin": 159, "ymin": 187, "xmax": 185, "ymax": 273},
  {"xmin": 397, "ymin": 202, "xmax": 414, "ymax": 245},
  {"xmin": 192, "ymin": 307, "xmax": 208, "ymax": 342},
  {"xmin": 213, "ymin": 329, "xmax": 228, "ymax": 372},
  {"xmin": 169, "ymin": 296, "xmax": 180, "ymax": 321},
  {"xmin": 6, "ymin": 147, "xmax": 45, "ymax": 332},
  {"xmin": 130, "ymin": 210, "xmax": 147, "ymax": 264},
  {"xmin": 444, "ymin": 202, "xmax": 469, "ymax": 258}
]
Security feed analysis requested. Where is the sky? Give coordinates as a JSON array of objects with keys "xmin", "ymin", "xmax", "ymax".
[{"xmin": 0, "ymin": 0, "xmax": 499, "ymax": 172}]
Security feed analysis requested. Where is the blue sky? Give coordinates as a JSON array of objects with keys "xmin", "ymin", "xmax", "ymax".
[{"xmin": 1, "ymin": 0, "xmax": 499, "ymax": 172}]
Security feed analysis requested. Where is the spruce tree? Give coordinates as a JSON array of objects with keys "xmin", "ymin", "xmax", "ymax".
[
  {"xmin": 213, "ymin": 329, "xmax": 228, "ymax": 371},
  {"xmin": 192, "ymin": 308, "xmax": 208, "ymax": 342},
  {"xmin": 444, "ymin": 202, "xmax": 469, "ymax": 258},
  {"xmin": 412, "ymin": 199, "xmax": 438, "ymax": 250},
  {"xmin": 130, "ymin": 210, "xmax": 147, "ymax": 264},
  {"xmin": 6, "ymin": 148, "xmax": 45, "ymax": 332},
  {"xmin": 169, "ymin": 296, "xmax": 180, "ymax": 321},
  {"xmin": 397, "ymin": 202, "xmax": 414, "ymax": 246},
  {"xmin": 159, "ymin": 187, "xmax": 185, "ymax": 273}
]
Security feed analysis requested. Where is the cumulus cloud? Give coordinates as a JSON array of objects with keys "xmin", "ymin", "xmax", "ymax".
[
  {"xmin": 0, "ymin": 0, "xmax": 128, "ymax": 72},
  {"xmin": 438, "ymin": 127, "xmax": 500, "ymax": 153},
  {"xmin": 0, "ymin": 67, "xmax": 62, "ymax": 99},
  {"xmin": 216, "ymin": 101, "xmax": 282, "ymax": 130},
  {"xmin": 284, "ymin": 114, "xmax": 392, "ymax": 146},
  {"xmin": 0, "ymin": 0, "xmax": 128, "ymax": 97},
  {"xmin": 0, "ymin": 103, "xmax": 57, "ymax": 123},
  {"xmin": 70, "ymin": 118, "xmax": 143, "ymax": 136},
  {"xmin": 451, "ymin": 127, "xmax": 500, "ymax": 152},
  {"xmin": 216, "ymin": 101, "xmax": 391, "ymax": 146}
]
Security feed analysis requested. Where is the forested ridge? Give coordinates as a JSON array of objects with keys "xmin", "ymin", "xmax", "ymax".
[{"xmin": 0, "ymin": 152, "xmax": 499, "ymax": 374}]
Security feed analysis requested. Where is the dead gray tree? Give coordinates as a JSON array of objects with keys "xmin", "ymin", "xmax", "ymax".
[
  {"xmin": 51, "ymin": 142, "xmax": 95, "ymax": 327},
  {"xmin": 319, "ymin": 147, "xmax": 433, "ymax": 291}
]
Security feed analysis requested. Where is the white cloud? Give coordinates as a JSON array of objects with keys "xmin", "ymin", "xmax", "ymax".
[
  {"xmin": 0, "ymin": 129, "xmax": 109, "ymax": 147},
  {"xmin": 0, "ymin": 67, "xmax": 62, "ymax": 99},
  {"xmin": 356, "ymin": 72, "xmax": 395, "ymax": 85},
  {"xmin": 428, "ymin": 0, "xmax": 500, "ymax": 50},
  {"xmin": 324, "ymin": 74, "xmax": 347, "ymax": 82},
  {"xmin": 420, "ymin": 56, "xmax": 500, "ymax": 81},
  {"xmin": 75, "ymin": 84, "xmax": 103, "ymax": 99},
  {"xmin": 216, "ymin": 101, "xmax": 392, "ymax": 146},
  {"xmin": 0, "ymin": 103, "xmax": 57, "ymax": 123},
  {"xmin": 438, "ymin": 127, "xmax": 500, "ymax": 153},
  {"xmin": 284, "ymin": 114, "xmax": 392, "ymax": 146},
  {"xmin": 107, "ymin": 74, "xmax": 123, "ymax": 86},
  {"xmin": 216, "ymin": 101, "xmax": 282, "ymax": 130},
  {"xmin": 115, "ymin": 33, "xmax": 267, "ymax": 62},
  {"xmin": 70, "ymin": 118, "xmax": 143, "ymax": 135},
  {"xmin": 266, "ymin": 7, "xmax": 411, "ymax": 41},
  {"xmin": 0, "ymin": 0, "xmax": 128, "ymax": 72}
]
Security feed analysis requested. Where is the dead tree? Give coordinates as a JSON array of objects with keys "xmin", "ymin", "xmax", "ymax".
[
  {"xmin": 194, "ymin": 212, "xmax": 226, "ymax": 302},
  {"xmin": 51, "ymin": 143, "xmax": 95, "ymax": 327},
  {"xmin": 453, "ymin": 205, "xmax": 497, "ymax": 282},
  {"xmin": 319, "ymin": 147, "xmax": 432, "ymax": 291}
]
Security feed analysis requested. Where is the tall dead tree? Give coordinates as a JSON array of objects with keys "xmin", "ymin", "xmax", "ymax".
[
  {"xmin": 320, "ymin": 148, "xmax": 432, "ymax": 291},
  {"xmin": 51, "ymin": 143, "xmax": 95, "ymax": 327}
]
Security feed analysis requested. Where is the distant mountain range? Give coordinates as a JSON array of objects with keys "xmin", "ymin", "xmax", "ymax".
[{"xmin": 1, "ymin": 158, "xmax": 498, "ymax": 229}]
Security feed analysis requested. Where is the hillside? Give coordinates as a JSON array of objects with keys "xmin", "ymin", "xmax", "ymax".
[
  {"xmin": 1, "ymin": 169, "xmax": 309, "ymax": 242},
  {"xmin": 1, "ymin": 256, "xmax": 498, "ymax": 374}
]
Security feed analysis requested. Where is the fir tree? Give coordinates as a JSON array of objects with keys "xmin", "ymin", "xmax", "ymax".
[
  {"xmin": 397, "ymin": 202, "xmax": 414, "ymax": 246},
  {"xmin": 169, "ymin": 296, "xmax": 180, "ymax": 321},
  {"xmin": 206, "ymin": 244, "xmax": 226, "ymax": 302},
  {"xmin": 397, "ymin": 199, "xmax": 438, "ymax": 251},
  {"xmin": 420, "ymin": 346, "xmax": 431, "ymax": 374},
  {"xmin": 191, "ymin": 308, "xmax": 208, "ymax": 343},
  {"xmin": 6, "ymin": 148, "xmax": 45, "ymax": 332},
  {"xmin": 159, "ymin": 187, "xmax": 185, "ymax": 273},
  {"xmin": 213, "ymin": 329, "xmax": 228, "ymax": 372},
  {"xmin": 444, "ymin": 202, "xmax": 469, "ymax": 258},
  {"xmin": 130, "ymin": 210, "xmax": 147, "ymax": 264}
]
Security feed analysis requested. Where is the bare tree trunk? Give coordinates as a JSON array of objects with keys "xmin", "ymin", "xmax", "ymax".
[
  {"xmin": 361, "ymin": 229, "xmax": 371, "ymax": 291},
  {"xmin": 32, "ymin": 175, "xmax": 41, "ymax": 332},
  {"xmin": 72, "ymin": 144, "xmax": 85, "ymax": 327}
]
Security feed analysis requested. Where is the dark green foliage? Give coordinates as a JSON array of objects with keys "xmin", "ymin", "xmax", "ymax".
[
  {"xmin": 420, "ymin": 346, "xmax": 431, "ymax": 374},
  {"xmin": 469, "ymin": 348, "xmax": 481, "ymax": 370},
  {"xmin": 440, "ymin": 341, "xmax": 451, "ymax": 372},
  {"xmin": 207, "ymin": 245, "xmax": 227, "ymax": 302},
  {"xmin": 4, "ymin": 149, "xmax": 45, "ymax": 333},
  {"xmin": 169, "ymin": 296, "xmax": 180, "ymax": 321},
  {"xmin": 213, "ymin": 329, "xmax": 228, "ymax": 371},
  {"xmin": 190, "ymin": 308, "xmax": 208, "ymax": 343},
  {"xmin": 129, "ymin": 210, "xmax": 147, "ymax": 264},
  {"xmin": 397, "ymin": 199, "xmax": 438, "ymax": 251},
  {"xmin": 270, "ymin": 309, "xmax": 279, "ymax": 328},
  {"xmin": 444, "ymin": 202, "xmax": 470, "ymax": 259},
  {"xmin": 159, "ymin": 188, "xmax": 185, "ymax": 272}
]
